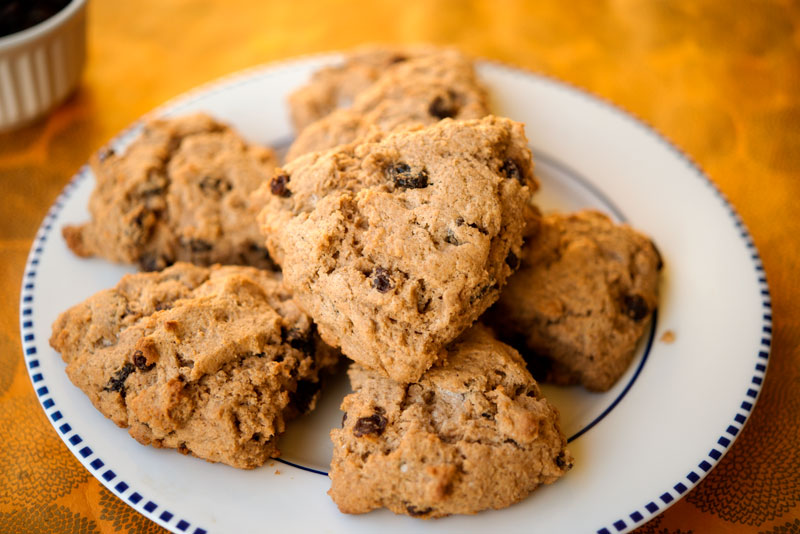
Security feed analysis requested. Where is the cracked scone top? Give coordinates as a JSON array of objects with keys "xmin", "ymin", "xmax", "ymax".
[
  {"xmin": 286, "ymin": 48, "xmax": 490, "ymax": 161},
  {"xmin": 485, "ymin": 210, "xmax": 662, "ymax": 392},
  {"xmin": 329, "ymin": 324, "xmax": 572, "ymax": 518},
  {"xmin": 254, "ymin": 116, "xmax": 539, "ymax": 383},
  {"xmin": 49, "ymin": 263, "xmax": 339, "ymax": 469},
  {"xmin": 63, "ymin": 113, "xmax": 278, "ymax": 271}
]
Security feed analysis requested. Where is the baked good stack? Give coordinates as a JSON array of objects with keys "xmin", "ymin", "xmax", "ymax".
[{"xmin": 49, "ymin": 45, "xmax": 661, "ymax": 519}]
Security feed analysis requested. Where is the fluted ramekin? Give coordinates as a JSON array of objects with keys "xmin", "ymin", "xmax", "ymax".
[{"xmin": 0, "ymin": 0, "xmax": 87, "ymax": 132}]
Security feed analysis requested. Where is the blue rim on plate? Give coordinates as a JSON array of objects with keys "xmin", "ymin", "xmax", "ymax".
[{"xmin": 18, "ymin": 55, "xmax": 771, "ymax": 534}]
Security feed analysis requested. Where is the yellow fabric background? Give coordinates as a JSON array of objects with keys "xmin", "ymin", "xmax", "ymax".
[{"xmin": 1, "ymin": 1, "xmax": 798, "ymax": 532}]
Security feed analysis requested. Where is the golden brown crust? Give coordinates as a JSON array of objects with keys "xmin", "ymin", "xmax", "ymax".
[
  {"xmin": 328, "ymin": 325, "xmax": 571, "ymax": 518},
  {"xmin": 486, "ymin": 210, "xmax": 661, "ymax": 391},
  {"xmin": 255, "ymin": 116, "xmax": 538, "ymax": 383},
  {"xmin": 63, "ymin": 113, "xmax": 279, "ymax": 271},
  {"xmin": 50, "ymin": 263, "xmax": 339, "ymax": 469}
]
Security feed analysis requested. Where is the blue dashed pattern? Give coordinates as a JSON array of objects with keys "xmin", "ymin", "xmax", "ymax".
[
  {"xmin": 19, "ymin": 158, "xmax": 203, "ymax": 533},
  {"xmin": 565, "ymin": 66, "xmax": 773, "ymax": 533},
  {"xmin": 20, "ymin": 58, "xmax": 771, "ymax": 534}
]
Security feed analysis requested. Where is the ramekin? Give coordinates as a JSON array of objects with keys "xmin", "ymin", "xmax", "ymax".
[{"xmin": 0, "ymin": 0, "xmax": 87, "ymax": 133}]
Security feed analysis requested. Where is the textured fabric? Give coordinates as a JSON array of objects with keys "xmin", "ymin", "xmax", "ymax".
[{"xmin": 1, "ymin": 1, "xmax": 798, "ymax": 532}]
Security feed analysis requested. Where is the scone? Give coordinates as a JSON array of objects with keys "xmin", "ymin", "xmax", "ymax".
[
  {"xmin": 485, "ymin": 210, "xmax": 662, "ymax": 392},
  {"xmin": 49, "ymin": 263, "xmax": 339, "ymax": 469},
  {"xmin": 286, "ymin": 49, "xmax": 490, "ymax": 160},
  {"xmin": 329, "ymin": 325, "xmax": 572, "ymax": 518},
  {"xmin": 254, "ymin": 116, "xmax": 538, "ymax": 383},
  {"xmin": 63, "ymin": 113, "xmax": 278, "ymax": 271},
  {"xmin": 288, "ymin": 44, "xmax": 453, "ymax": 132}
]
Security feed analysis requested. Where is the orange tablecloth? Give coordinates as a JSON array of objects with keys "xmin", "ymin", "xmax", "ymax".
[{"xmin": 1, "ymin": 1, "xmax": 798, "ymax": 532}]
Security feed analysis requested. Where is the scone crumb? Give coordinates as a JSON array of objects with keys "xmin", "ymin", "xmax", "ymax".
[{"xmin": 660, "ymin": 330, "xmax": 676, "ymax": 344}]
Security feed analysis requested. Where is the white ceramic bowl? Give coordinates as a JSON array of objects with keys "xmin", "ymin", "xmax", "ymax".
[{"xmin": 0, "ymin": 0, "xmax": 87, "ymax": 132}]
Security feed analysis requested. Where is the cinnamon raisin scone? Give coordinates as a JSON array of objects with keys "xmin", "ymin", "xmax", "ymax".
[
  {"xmin": 485, "ymin": 210, "xmax": 662, "ymax": 392},
  {"xmin": 288, "ymin": 44, "xmax": 449, "ymax": 132},
  {"xmin": 254, "ymin": 116, "xmax": 538, "ymax": 383},
  {"xmin": 286, "ymin": 49, "xmax": 490, "ymax": 160},
  {"xmin": 329, "ymin": 325, "xmax": 572, "ymax": 518},
  {"xmin": 63, "ymin": 113, "xmax": 278, "ymax": 271},
  {"xmin": 49, "ymin": 263, "xmax": 339, "ymax": 469}
]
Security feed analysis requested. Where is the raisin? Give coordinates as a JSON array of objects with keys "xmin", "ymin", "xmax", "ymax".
[
  {"xmin": 291, "ymin": 379, "xmax": 321, "ymax": 414},
  {"xmin": 469, "ymin": 282, "xmax": 498, "ymax": 304},
  {"xmin": 500, "ymin": 159, "xmax": 524, "ymax": 184},
  {"xmin": 444, "ymin": 229, "xmax": 459, "ymax": 246},
  {"xmin": 371, "ymin": 267, "xmax": 394, "ymax": 293},
  {"xmin": 270, "ymin": 174, "xmax": 292, "ymax": 197},
  {"xmin": 621, "ymin": 294, "xmax": 650, "ymax": 321},
  {"xmin": 387, "ymin": 163, "xmax": 429, "ymax": 189},
  {"xmin": 428, "ymin": 90, "xmax": 459, "ymax": 119},
  {"xmin": 390, "ymin": 162, "xmax": 410, "ymax": 175},
  {"xmin": 555, "ymin": 450, "xmax": 572, "ymax": 470},
  {"xmin": 505, "ymin": 251, "xmax": 520, "ymax": 270},
  {"xmin": 138, "ymin": 254, "xmax": 159, "ymax": 272},
  {"xmin": 132, "ymin": 350, "xmax": 155, "ymax": 371},
  {"xmin": 199, "ymin": 175, "xmax": 232, "ymax": 195},
  {"xmin": 388, "ymin": 54, "xmax": 408, "ymax": 64},
  {"xmin": 481, "ymin": 412, "xmax": 493, "ymax": 419},
  {"xmin": 342, "ymin": 412, "xmax": 348, "ymax": 426},
  {"xmin": 467, "ymin": 221, "xmax": 487, "ymax": 235},
  {"xmin": 104, "ymin": 363, "xmax": 135, "ymax": 397},
  {"xmin": 406, "ymin": 505, "xmax": 433, "ymax": 517},
  {"xmin": 133, "ymin": 211, "xmax": 148, "ymax": 231},
  {"xmin": 417, "ymin": 293, "xmax": 431, "ymax": 314},
  {"xmin": 138, "ymin": 253, "xmax": 170, "ymax": 272},
  {"xmin": 353, "ymin": 411, "xmax": 387, "ymax": 437}
]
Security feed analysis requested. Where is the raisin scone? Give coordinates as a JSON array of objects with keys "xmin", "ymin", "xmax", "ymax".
[
  {"xmin": 329, "ymin": 324, "xmax": 572, "ymax": 518},
  {"xmin": 254, "ymin": 116, "xmax": 538, "ymax": 383},
  {"xmin": 288, "ymin": 44, "xmax": 452, "ymax": 132},
  {"xmin": 49, "ymin": 263, "xmax": 339, "ymax": 469},
  {"xmin": 286, "ymin": 49, "xmax": 490, "ymax": 160},
  {"xmin": 485, "ymin": 210, "xmax": 662, "ymax": 392},
  {"xmin": 63, "ymin": 113, "xmax": 278, "ymax": 271}
]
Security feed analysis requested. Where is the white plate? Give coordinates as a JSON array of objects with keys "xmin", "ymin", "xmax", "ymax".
[{"xmin": 19, "ymin": 55, "xmax": 772, "ymax": 534}]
